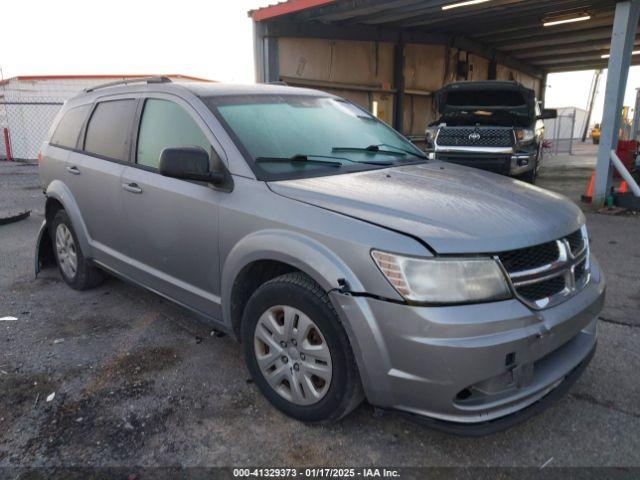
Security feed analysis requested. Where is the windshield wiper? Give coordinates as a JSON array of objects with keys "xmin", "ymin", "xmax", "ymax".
[
  {"xmin": 332, "ymin": 145, "xmax": 405, "ymax": 157},
  {"xmin": 332, "ymin": 144, "xmax": 427, "ymax": 159},
  {"xmin": 255, "ymin": 154, "xmax": 393, "ymax": 167},
  {"xmin": 374, "ymin": 143, "xmax": 428, "ymax": 159},
  {"xmin": 255, "ymin": 154, "xmax": 343, "ymax": 167}
]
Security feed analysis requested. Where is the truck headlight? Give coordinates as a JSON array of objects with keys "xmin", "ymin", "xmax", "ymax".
[
  {"xmin": 425, "ymin": 127, "xmax": 439, "ymax": 147},
  {"xmin": 515, "ymin": 128, "xmax": 535, "ymax": 144},
  {"xmin": 372, "ymin": 251, "xmax": 512, "ymax": 304}
]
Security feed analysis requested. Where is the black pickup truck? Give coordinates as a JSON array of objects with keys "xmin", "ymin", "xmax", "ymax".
[{"xmin": 426, "ymin": 81, "xmax": 557, "ymax": 183}]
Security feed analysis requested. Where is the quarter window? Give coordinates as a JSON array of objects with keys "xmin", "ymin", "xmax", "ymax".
[
  {"xmin": 136, "ymin": 99, "xmax": 211, "ymax": 169},
  {"xmin": 50, "ymin": 105, "xmax": 91, "ymax": 149},
  {"xmin": 84, "ymin": 99, "xmax": 137, "ymax": 161}
]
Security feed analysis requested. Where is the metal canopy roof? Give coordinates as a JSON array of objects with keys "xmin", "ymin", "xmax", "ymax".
[{"xmin": 250, "ymin": 0, "xmax": 640, "ymax": 74}]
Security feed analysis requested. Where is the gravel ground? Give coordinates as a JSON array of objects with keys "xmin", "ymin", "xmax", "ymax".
[{"xmin": 0, "ymin": 159, "xmax": 639, "ymax": 470}]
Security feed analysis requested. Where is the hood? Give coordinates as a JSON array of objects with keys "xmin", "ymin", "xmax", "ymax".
[
  {"xmin": 268, "ymin": 162, "xmax": 584, "ymax": 254},
  {"xmin": 435, "ymin": 81, "xmax": 536, "ymax": 114}
]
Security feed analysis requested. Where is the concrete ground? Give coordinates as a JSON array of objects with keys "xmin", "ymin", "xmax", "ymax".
[{"xmin": 0, "ymin": 155, "xmax": 639, "ymax": 469}]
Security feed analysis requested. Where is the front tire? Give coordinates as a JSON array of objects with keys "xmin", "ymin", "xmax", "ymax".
[
  {"xmin": 50, "ymin": 209, "xmax": 104, "ymax": 290},
  {"xmin": 242, "ymin": 272, "xmax": 363, "ymax": 423}
]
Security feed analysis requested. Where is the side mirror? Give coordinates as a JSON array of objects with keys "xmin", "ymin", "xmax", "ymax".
[
  {"xmin": 159, "ymin": 146, "xmax": 225, "ymax": 184},
  {"xmin": 539, "ymin": 108, "xmax": 558, "ymax": 120}
]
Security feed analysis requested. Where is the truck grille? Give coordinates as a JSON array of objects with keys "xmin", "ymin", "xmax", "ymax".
[
  {"xmin": 497, "ymin": 228, "xmax": 589, "ymax": 309},
  {"xmin": 436, "ymin": 127, "xmax": 514, "ymax": 148}
]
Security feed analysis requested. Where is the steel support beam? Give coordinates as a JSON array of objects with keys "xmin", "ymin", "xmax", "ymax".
[
  {"xmin": 594, "ymin": 0, "xmax": 640, "ymax": 206},
  {"xmin": 253, "ymin": 21, "xmax": 266, "ymax": 83},
  {"xmin": 253, "ymin": 21, "xmax": 280, "ymax": 83},
  {"xmin": 393, "ymin": 43, "xmax": 405, "ymax": 133},
  {"xmin": 633, "ymin": 88, "xmax": 640, "ymax": 140}
]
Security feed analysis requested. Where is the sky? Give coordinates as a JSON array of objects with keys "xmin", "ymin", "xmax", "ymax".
[{"xmin": 2, "ymin": 0, "xmax": 639, "ymax": 123}]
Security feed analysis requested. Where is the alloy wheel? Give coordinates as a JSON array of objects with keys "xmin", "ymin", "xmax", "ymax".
[{"xmin": 55, "ymin": 223, "xmax": 77, "ymax": 279}]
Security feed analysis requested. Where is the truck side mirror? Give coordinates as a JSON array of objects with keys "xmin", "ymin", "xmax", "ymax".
[{"xmin": 539, "ymin": 109, "xmax": 558, "ymax": 120}]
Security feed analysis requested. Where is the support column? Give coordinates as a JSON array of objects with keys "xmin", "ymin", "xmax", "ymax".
[
  {"xmin": 253, "ymin": 21, "xmax": 266, "ymax": 83},
  {"xmin": 594, "ymin": 0, "xmax": 640, "ymax": 205},
  {"xmin": 253, "ymin": 21, "xmax": 279, "ymax": 83},
  {"xmin": 393, "ymin": 42, "xmax": 405, "ymax": 133}
]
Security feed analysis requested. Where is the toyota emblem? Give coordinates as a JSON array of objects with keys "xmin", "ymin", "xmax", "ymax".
[{"xmin": 469, "ymin": 132, "xmax": 481, "ymax": 141}]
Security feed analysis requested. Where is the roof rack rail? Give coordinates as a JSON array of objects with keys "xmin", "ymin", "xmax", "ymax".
[{"xmin": 84, "ymin": 76, "xmax": 172, "ymax": 92}]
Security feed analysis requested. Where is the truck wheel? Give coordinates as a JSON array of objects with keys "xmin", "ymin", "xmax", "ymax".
[
  {"xmin": 50, "ymin": 209, "xmax": 105, "ymax": 290},
  {"xmin": 242, "ymin": 272, "xmax": 363, "ymax": 423},
  {"xmin": 520, "ymin": 168, "xmax": 537, "ymax": 184}
]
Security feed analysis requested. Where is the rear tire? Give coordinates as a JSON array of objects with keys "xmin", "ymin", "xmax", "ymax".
[
  {"xmin": 242, "ymin": 272, "xmax": 363, "ymax": 423},
  {"xmin": 50, "ymin": 209, "xmax": 105, "ymax": 290}
]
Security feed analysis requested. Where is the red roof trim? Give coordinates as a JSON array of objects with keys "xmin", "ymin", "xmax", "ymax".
[{"xmin": 250, "ymin": 0, "xmax": 336, "ymax": 22}]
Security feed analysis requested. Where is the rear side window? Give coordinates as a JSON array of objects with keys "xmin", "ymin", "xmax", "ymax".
[
  {"xmin": 50, "ymin": 105, "xmax": 90, "ymax": 149},
  {"xmin": 136, "ymin": 99, "xmax": 211, "ymax": 169},
  {"xmin": 84, "ymin": 99, "xmax": 137, "ymax": 161}
]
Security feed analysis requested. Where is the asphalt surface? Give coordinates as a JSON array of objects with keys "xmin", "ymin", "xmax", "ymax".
[{"xmin": 0, "ymin": 157, "xmax": 639, "ymax": 469}]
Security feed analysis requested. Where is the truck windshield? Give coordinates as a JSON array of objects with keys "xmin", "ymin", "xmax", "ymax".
[{"xmin": 204, "ymin": 95, "xmax": 426, "ymax": 180}]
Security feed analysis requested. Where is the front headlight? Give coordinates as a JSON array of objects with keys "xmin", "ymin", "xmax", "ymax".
[
  {"xmin": 425, "ymin": 127, "xmax": 439, "ymax": 147},
  {"xmin": 372, "ymin": 250, "xmax": 512, "ymax": 304},
  {"xmin": 515, "ymin": 128, "xmax": 535, "ymax": 144}
]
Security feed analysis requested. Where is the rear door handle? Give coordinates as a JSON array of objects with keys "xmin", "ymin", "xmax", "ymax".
[
  {"xmin": 66, "ymin": 165, "xmax": 80, "ymax": 175},
  {"xmin": 122, "ymin": 182, "xmax": 143, "ymax": 194}
]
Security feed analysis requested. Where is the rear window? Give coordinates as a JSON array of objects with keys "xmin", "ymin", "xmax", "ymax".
[
  {"xmin": 50, "ymin": 105, "xmax": 90, "ymax": 149},
  {"xmin": 445, "ymin": 90, "xmax": 527, "ymax": 107},
  {"xmin": 84, "ymin": 99, "xmax": 137, "ymax": 161}
]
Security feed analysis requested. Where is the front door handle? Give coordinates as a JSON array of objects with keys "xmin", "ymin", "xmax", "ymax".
[
  {"xmin": 122, "ymin": 182, "xmax": 143, "ymax": 194},
  {"xmin": 66, "ymin": 165, "xmax": 80, "ymax": 175}
]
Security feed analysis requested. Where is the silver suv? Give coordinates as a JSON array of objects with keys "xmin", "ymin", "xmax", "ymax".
[{"xmin": 36, "ymin": 77, "xmax": 605, "ymax": 435}]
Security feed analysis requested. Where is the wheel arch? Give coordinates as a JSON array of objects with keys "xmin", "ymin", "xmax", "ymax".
[
  {"xmin": 221, "ymin": 230, "xmax": 363, "ymax": 340},
  {"xmin": 44, "ymin": 180, "xmax": 92, "ymax": 255}
]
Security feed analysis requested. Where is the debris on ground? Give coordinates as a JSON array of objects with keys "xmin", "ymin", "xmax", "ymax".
[
  {"xmin": 539, "ymin": 457, "xmax": 554, "ymax": 469},
  {"xmin": 0, "ymin": 209, "xmax": 31, "ymax": 225},
  {"xmin": 0, "ymin": 316, "xmax": 18, "ymax": 321},
  {"xmin": 46, "ymin": 392, "xmax": 56, "ymax": 402}
]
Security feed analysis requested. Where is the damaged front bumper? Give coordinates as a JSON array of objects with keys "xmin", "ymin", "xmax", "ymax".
[{"xmin": 330, "ymin": 254, "xmax": 605, "ymax": 435}]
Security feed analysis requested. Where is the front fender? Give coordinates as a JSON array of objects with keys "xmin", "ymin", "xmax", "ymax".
[
  {"xmin": 45, "ymin": 180, "xmax": 92, "ymax": 257},
  {"xmin": 220, "ymin": 229, "xmax": 364, "ymax": 328}
]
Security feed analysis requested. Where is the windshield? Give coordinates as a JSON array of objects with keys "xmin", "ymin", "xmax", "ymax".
[{"xmin": 204, "ymin": 95, "xmax": 425, "ymax": 180}]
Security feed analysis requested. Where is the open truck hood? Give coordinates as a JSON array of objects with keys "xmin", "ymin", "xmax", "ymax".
[
  {"xmin": 435, "ymin": 80, "xmax": 536, "ymax": 124},
  {"xmin": 268, "ymin": 162, "xmax": 584, "ymax": 254}
]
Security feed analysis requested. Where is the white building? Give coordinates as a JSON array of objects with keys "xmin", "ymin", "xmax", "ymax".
[{"xmin": 0, "ymin": 74, "xmax": 212, "ymax": 160}]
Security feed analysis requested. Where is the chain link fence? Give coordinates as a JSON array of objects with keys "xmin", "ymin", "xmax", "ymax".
[
  {"xmin": 0, "ymin": 98, "xmax": 64, "ymax": 161},
  {"xmin": 544, "ymin": 107, "xmax": 590, "ymax": 155}
]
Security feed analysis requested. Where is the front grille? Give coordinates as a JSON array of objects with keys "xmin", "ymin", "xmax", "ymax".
[
  {"xmin": 437, "ymin": 127, "xmax": 514, "ymax": 148},
  {"xmin": 566, "ymin": 230, "xmax": 584, "ymax": 255},
  {"xmin": 575, "ymin": 259, "xmax": 587, "ymax": 282},
  {"xmin": 517, "ymin": 276, "xmax": 566, "ymax": 302},
  {"xmin": 497, "ymin": 228, "xmax": 589, "ymax": 309},
  {"xmin": 498, "ymin": 241, "xmax": 559, "ymax": 273}
]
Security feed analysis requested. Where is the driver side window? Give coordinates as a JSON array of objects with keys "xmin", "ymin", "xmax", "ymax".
[{"xmin": 137, "ymin": 99, "xmax": 211, "ymax": 169}]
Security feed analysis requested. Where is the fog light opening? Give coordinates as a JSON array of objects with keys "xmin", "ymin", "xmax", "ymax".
[{"xmin": 456, "ymin": 388, "xmax": 472, "ymax": 401}]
